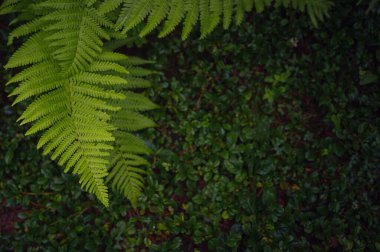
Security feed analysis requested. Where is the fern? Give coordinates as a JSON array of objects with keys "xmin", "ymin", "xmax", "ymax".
[
  {"xmin": 115, "ymin": 0, "xmax": 333, "ymax": 39},
  {"xmin": 2, "ymin": 0, "xmax": 156, "ymax": 207},
  {"xmin": 106, "ymin": 91, "xmax": 157, "ymax": 207},
  {"xmin": 0, "ymin": 0, "xmax": 23, "ymax": 15},
  {"xmin": 106, "ymin": 131, "xmax": 150, "ymax": 207},
  {"xmin": 1, "ymin": 0, "xmax": 333, "ymax": 207}
]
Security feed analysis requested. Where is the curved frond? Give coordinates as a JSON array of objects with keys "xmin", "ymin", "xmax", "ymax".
[{"xmin": 5, "ymin": 0, "xmax": 156, "ymax": 207}]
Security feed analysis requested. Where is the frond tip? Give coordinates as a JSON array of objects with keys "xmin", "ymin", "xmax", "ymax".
[{"xmin": 106, "ymin": 131, "xmax": 151, "ymax": 207}]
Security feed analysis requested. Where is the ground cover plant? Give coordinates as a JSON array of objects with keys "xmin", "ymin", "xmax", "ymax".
[{"xmin": 0, "ymin": 0, "xmax": 379, "ymax": 251}]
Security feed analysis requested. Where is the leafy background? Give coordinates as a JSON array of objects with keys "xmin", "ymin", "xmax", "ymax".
[{"xmin": 1, "ymin": 1, "xmax": 379, "ymax": 251}]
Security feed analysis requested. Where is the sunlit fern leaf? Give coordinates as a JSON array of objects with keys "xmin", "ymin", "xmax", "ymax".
[
  {"xmin": 5, "ymin": 32, "xmax": 51, "ymax": 68},
  {"xmin": 6, "ymin": 61, "xmax": 57, "ymax": 85},
  {"xmin": 3, "ymin": 0, "xmax": 155, "ymax": 207}
]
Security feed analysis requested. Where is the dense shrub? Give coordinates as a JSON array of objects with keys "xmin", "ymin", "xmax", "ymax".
[{"xmin": 1, "ymin": 1, "xmax": 379, "ymax": 251}]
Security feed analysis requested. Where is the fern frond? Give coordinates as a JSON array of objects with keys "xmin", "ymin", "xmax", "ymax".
[
  {"xmin": 5, "ymin": 0, "xmax": 157, "ymax": 207},
  {"xmin": 113, "ymin": 110, "xmax": 156, "ymax": 131},
  {"xmin": 105, "ymin": 56, "xmax": 157, "ymax": 207},
  {"xmin": 115, "ymin": 0, "xmax": 332, "ymax": 39},
  {"xmin": 159, "ymin": 0, "xmax": 185, "ymax": 38},
  {"xmin": 204, "ymin": 0, "xmax": 222, "ymax": 37},
  {"xmin": 72, "ymin": 72, "xmax": 129, "ymax": 86},
  {"xmin": 199, "ymin": 0, "xmax": 210, "ymax": 37},
  {"xmin": 88, "ymin": 61, "xmax": 130, "ymax": 74},
  {"xmin": 119, "ymin": 92, "xmax": 158, "ymax": 111},
  {"xmin": 6, "ymin": 61, "xmax": 57, "ymax": 85},
  {"xmin": 140, "ymin": 0, "xmax": 169, "ymax": 37},
  {"xmin": 7, "ymin": 16, "xmax": 48, "ymax": 44},
  {"xmin": 222, "ymin": 0, "xmax": 233, "ymax": 29},
  {"xmin": 235, "ymin": 0, "xmax": 245, "ymax": 25},
  {"xmin": 99, "ymin": 0, "xmax": 124, "ymax": 14},
  {"xmin": 106, "ymin": 131, "xmax": 151, "ymax": 207},
  {"xmin": 0, "ymin": 0, "xmax": 22, "ymax": 15},
  {"xmin": 5, "ymin": 32, "xmax": 51, "ymax": 69},
  {"xmin": 116, "ymin": 0, "xmax": 152, "ymax": 33}
]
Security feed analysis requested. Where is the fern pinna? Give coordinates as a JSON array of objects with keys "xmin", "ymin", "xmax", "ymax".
[{"xmin": 0, "ymin": 0, "xmax": 332, "ymax": 207}]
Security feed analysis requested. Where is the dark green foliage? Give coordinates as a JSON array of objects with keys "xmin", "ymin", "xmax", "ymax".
[{"xmin": 1, "ymin": 1, "xmax": 379, "ymax": 251}]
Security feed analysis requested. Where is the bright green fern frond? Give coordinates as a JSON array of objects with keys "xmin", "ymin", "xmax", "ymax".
[
  {"xmin": 5, "ymin": 32, "xmax": 51, "ymax": 69},
  {"xmin": 6, "ymin": 61, "xmax": 57, "ymax": 85},
  {"xmin": 4, "ymin": 0, "xmax": 157, "ymax": 207},
  {"xmin": 38, "ymin": 4, "xmax": 112, "ymax": 74}
]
